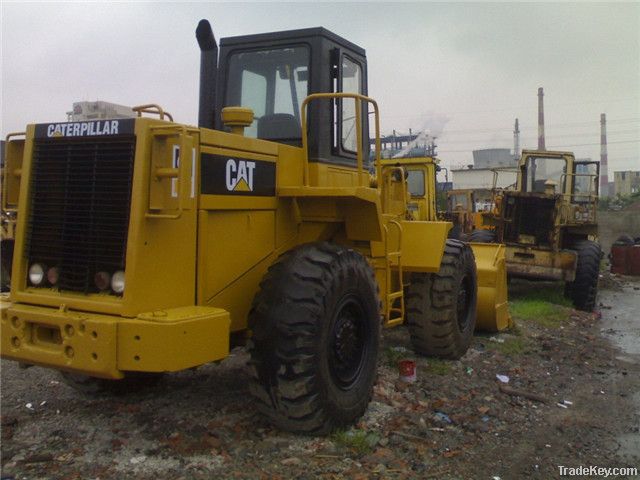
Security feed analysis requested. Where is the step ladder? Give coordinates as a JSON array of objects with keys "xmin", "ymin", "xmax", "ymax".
[{"xmin": 383, "ymin": 220, "xmax": 404, "ymax": 327}]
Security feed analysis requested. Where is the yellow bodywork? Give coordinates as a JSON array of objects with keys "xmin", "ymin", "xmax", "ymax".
[
  {"xmin": 1, "ymin": 299, "xmax": 229, "ymax": 378},
  {"xmin": 505, "ymin": 246, "xmax": 577, "ymax": 281}
]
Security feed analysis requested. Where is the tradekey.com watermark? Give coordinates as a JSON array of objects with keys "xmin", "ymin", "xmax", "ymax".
[{"xmin": 559, "ymin": 465, "xmax": 638, "ymax": 477}]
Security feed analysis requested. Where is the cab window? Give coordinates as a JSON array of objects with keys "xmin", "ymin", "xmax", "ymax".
[
  {"xmin": 407, "ymin": 170, "xmax": 425, "ymax": 197},
  {"xmin": 226, "ymin": 46, "xmax": 309, "ymax": 142},
  {"xmin": 572, "ymin": 162, "xmax": 599, "ymax": 203},
  {"xmin": 341, "ymin": 56, "xmax": 362, "ymax": 153},
  {"xmin": 523, "ymin": 156, "xmax": 567, "ymax": 193}
]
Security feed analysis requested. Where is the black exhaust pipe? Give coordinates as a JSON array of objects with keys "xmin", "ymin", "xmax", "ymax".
[{"xmin": 196, "ymin": 19, "xmax": 218, "ymax": 129}]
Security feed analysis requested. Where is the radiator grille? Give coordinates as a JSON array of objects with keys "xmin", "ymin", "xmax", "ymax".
[
  {"xmin": 27, "ymin": 137, "xmax": 136, "ymax": 294},
  {"xmin": 502, "ymin": 194, "xmax": 556, "ymax": 247}
]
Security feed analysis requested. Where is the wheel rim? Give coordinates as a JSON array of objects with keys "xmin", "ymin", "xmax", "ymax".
[
  {"xmin": 328, "ymin": 295, "xmax": 368, "ymax": 390},
  {"xmin": 456, "ymin": 274, "xmax": 473, "ymax": 331}
]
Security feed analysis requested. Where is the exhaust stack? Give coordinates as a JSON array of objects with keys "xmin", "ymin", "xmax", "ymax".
[
  {"xmin": 537, "ymin": 87, "xmax": 545, "ymax": 150},
  {"xmin": 513, "ymin": 118, "xmax": 520, "ymax": 160},
  {"xmin": 600, "ymin": 113, "xmax": 610, "ymax": 197},
  {"xmin": 196, "ymin": 19, "xmax": 218, "ymax": 129}
]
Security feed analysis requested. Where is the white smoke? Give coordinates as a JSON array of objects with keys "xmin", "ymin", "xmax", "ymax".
[{"xmin": 391, "ymin": 111, "xmax": 452, "ymax": 158}]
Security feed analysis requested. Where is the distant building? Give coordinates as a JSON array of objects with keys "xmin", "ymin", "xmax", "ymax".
[
  {"xmin": 614, "ymin": 170, "xmax": 640, "ymax": 196},
  {"xmin": 472, "ymin": 148, "xmax": 516, "ymax": 169},
  {"xmin": 66, "ymin": 101, "xmax": 136, "ymax": 121},
  {"xmin": 451, "ymin": 166, "xmax": 517, "ymax": 191}
]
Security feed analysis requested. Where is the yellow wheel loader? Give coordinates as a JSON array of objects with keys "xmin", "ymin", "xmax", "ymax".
[
  {"xmin": 468, "ymin": 150, "xmax": 601, "ymax": 311},
  {"xmin": 1, "ymin": 20, "xmax": 507, "ymax": 434},
  {"xmin": 443, "ymin": 188, "xmax": 492, "ymax": 240}
]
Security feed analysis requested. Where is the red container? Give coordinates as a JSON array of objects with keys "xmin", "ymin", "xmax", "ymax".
[
  {"xmin": 611, "ymin": 245, "xmax": 631, "ymax": 274},
  {"xmin": 398, "ymin": 359, "xmax": 417, "ymax": 383},
  {"xmin": 630, "ymin": 246, "xmax": 640, "ymax": 275}
]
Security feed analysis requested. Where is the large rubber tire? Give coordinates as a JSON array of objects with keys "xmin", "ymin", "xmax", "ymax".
[
  {"xmin": 1, "ymin": 240, "xmax": 14, "ymax": 292},
  {"xmin": 567, "ymin": 240, "xmax": 602, "ymax": 312},
  {"xmin": 405, "ymin": 239, "xmax": 477, "ymax": 359},
  {"xmin": 614, "ymin": 234, "xmax": 635, "ymax": 245},
  {"xmin": 60, "ymin": 371, "xmax": 163, "ymax": 395},
  {"xmin": 247, "ymin": 242, "xmax": 380, "ymax": 435},
  {"xmin": 467, "ymin": 229, "xmax": 497, "ymax": 243},
  {"xmin": 447, "ymin": 224, "xmax": 462, "ymax": 241}
]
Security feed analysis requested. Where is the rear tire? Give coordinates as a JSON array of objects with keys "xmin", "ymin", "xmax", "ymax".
[
  {"xmin": 567, "ymin": 240, "xmax": 601, "ymax": 311},
  {"xmin": 614, "ymin": 234, "xmax": 634, "ymax": 245},
  {"xmin": 467, "ymin": 229, "xmax": 497, "ymax": 243},
  {"xmin": 248, "ymin": 242, "xmax": 380, "ymax": 435},
  {"xmin": 447, "ymin": 224, "xmax": 462, "ymax": 241},
  {"xmin": 1, "ymin": 240, "xmax": 14, "ymax": 292},
  {"xmin": 405, "ymin": 239, "xmax": 477, "ymax": 359}
]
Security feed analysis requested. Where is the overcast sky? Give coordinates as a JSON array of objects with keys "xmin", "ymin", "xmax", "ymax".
[{"xmin": 2, "ymin": 1, "xmax": 639, "ymax": 175}]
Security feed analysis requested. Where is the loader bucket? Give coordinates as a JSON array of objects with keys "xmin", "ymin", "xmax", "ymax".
[{"xmin": 469, "ymin": 243, "xmax": 512, "ymax": 331}]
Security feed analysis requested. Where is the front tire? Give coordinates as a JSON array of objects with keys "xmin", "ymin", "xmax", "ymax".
[
  {"xmin": 248, "ymin": 242, "xmax": 380, "ymax": 435},
  {"xmin": 467, "ymin": 229, "xmax": 497, "ymax": 243},
  {"xmin": 567, "ymin": 240, "xmax": 601, "ymax": 311},
  {"xmin": 405, "ymin": 239, "xmax": 477, "ymax": 359}
]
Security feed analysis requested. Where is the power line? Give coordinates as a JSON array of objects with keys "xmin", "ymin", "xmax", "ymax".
[
  {"xmin": 432, "ymin": 130, "xmax": 640, "ymax": 145},
  {"xmin": 380, "ymin": 97, "xmax": 640, "ymax": 117},
  {"xmin": 386, "ymin": 118, "xmax": 640, "ymax": 136}
]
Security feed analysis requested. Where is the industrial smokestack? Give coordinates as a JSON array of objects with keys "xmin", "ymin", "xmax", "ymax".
[
  {"xmin": 537, "ymin": 87, "xmax": 545, "ymax": 150},
  {"xmin": 600, "ymin": 113, "xmax": 609, "ymax": 197},
  {"xmin": 196, "ymin": 19, "xmax": 218, "ymax": 129},
  {"xmin": 513, "ymin": 118, "xmax": 520, "ymax": 160}
]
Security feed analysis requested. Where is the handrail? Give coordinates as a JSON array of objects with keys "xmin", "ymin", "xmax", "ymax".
[
  {"xmin": 145, "ymin": 125, "xmax": 191, "ymax": 219},
  {"xmin": 132, "ymin": 104, "xmax": 174, "ymax": 122},
  {"xmin": 560, "ymin": 172, "xmax": 599, "ymax": 201},
  {"xmin": 2, "ymin": 132, "xmax": 26, "ymax": 213},
  {"xmin": 300, "ymin": 93, "xmax": 381, "ymax": 188}
]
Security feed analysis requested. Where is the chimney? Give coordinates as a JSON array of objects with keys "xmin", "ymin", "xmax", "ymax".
[
  {"xmin": 600, "ymin": 113, "xmax": 609, "ymax": 197},
  {"xmin": 513, "ymin": 118, "xmax": 520, "ymax": 160},
  {"xmin": 537, "ymin": 87, "xmax": 545, "ymax": 150}
]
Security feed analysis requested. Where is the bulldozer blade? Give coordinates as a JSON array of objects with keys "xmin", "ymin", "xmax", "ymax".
[{"xmin": 469, "ymin": 242, "xmax": 512, "ymax": 332}]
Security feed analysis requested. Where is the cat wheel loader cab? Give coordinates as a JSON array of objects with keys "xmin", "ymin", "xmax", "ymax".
[
  {"xmin": 1, "ymin": 19, "xmax": 508, "ymax": 434},
  {"xmin": 469, "ymin": 149, "xmax": 602, "ymax": 311}
]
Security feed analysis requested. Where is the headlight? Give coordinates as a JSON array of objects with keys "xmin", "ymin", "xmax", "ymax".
[
  {"xmin": 28, "ymin": 263, "xmax": 46, "ymax": 286},
  {"xmin": 47, "ymin": 267, "xmax": 59, "ymax": 286},
  {"xmin": 94, "ymin": 271, "xmax": 111, "ymax": 291},
  {"xmin": 111, "ymin": 270, "xmax": 125, "ymax": 294}
]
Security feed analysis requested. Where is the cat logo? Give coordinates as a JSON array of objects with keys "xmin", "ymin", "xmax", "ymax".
[{"xmin": 225, "ymin": 159, "xmax": 256, "ymax": 192}]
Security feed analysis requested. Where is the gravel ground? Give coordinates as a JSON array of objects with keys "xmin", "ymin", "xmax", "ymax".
[{"xmin": 1, "ymin": 276, "xmax": 639, "ymax": 480}]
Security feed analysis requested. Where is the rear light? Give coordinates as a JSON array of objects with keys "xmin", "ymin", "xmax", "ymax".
[
  {"xmin": 94, "ymin": 271, "xmax": 111, "ymax": 291},
  {"xmin": 47, "ymin": 267, "xmax": 59, "ymax": 286}
]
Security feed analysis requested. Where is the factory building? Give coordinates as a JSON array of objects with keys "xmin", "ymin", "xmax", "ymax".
[
  {"xmin": 451, "ymin": 148, "xmax": 518, "ymax": 190},
  {"xmin": 614, "ymin": 171, "xmax": 640, "ymax": 196}
]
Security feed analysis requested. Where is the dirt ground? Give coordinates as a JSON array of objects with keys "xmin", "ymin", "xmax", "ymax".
[{"xmin": 1, "ymin": 276, "xmax": 639, "ymax": 480}]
